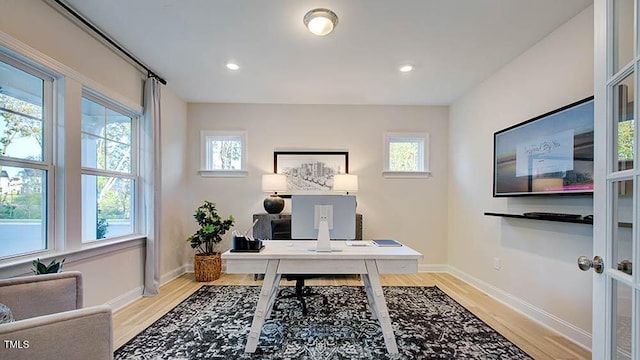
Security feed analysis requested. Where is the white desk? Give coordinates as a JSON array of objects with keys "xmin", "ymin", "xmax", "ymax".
[{"xmin": 222, "ymin": 240, "xmax": 423, "ymax": 353}]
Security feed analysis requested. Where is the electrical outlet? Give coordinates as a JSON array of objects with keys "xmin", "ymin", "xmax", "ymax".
[{"xmin": 493, "ymin": 257, "xmax": 501, "ymax": 270}]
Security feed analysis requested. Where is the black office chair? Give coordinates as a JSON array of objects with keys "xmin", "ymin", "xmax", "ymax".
[{"xmin": 271, "ymin": 218, "xmax": 326, "ymax": 315}]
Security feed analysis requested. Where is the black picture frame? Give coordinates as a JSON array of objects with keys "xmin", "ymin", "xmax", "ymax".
[{"xmin": 273, "ymin": 151, "xmax": 349, "ymax": 196}]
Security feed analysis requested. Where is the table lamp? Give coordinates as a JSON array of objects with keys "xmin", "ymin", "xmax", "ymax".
[
  {"xmin": 261, "ymin": 174, "xmax": 288, "ymax": 214},
  {"xmin": 332, "ymin": 174, "xmax": 358, "ymax": 194}
]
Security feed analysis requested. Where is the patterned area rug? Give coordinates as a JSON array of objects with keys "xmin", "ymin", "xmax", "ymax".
[{"xmin": 114, "ymin": 285, "xmax": 532, "ymax": 359}]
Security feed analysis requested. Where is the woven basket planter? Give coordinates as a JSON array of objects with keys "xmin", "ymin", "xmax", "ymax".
[{"xmin": 194, "ymin": 252, "xmax": 221, "ymax": 282}]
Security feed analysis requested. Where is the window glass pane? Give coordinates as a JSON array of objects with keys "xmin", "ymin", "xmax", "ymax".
[
  {"xmin": 209, "ymin": 137, "xmax": 242, "ymax": 170},
  {"xmin": 0, "ymin": 62, "xmax": 44, "ymax": 161},
  {"xmin": 610, "ymin": 279, "xmax": 632, "ymax": 359},
  {"xmin": 389, "ymin": 140, "xmax": 422, "ymax": 171},
  {"xmin": 82, "ymin": 98, "xmax": 132, "ymax": 174},
  {"xmin": 81, "ymin": 133, "xmax": 105, "ymax": 170},
  {"xmin": 612, "ymin": 0, "xmax": 634, "ymax": 74},
  {"xmin": 0, "ymin": 166, "xmax": 46, "ymax": 258},
  {"xmin": 81, "ymin": 97, "xmax": 105, "ymax": 136},
  {"xmin": 106, "ymin": 140, "xmax": 131, "ymax": 173},
  {"xmin": 613, "ymin": 73, "xmax": 634, "ymax": 171},
  {"xmin": 82, "ymin": 174, "xmax": 134, "ymax": 242},
  {"xmin": 611, "ymin": 179, "xmax": 633, "ymax": 275},
  {"xmin": 106, "ymin": 109, "xmax": 131, "ymax": 144}
]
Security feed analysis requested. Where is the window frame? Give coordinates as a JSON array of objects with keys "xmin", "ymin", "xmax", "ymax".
[
  {"xmin": 383, "ymin": 132, "xmax": 431, "ymax": 178},
  {"xmin": 80, "ymin": 90, "xmax": 141, "ymax": 243},
  {"xmin": 199, "ymin": 130, "xmax": 248, "ymax": 177},
  {"xmin": 0, "ymin": 53, "xmax": 56, "ymax": 259}
]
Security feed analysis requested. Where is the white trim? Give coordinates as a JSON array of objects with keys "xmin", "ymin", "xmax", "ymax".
[
  {"xmin": 0, "ymin": 237, "xmax": 145, "ymax": 278},
  {"xmin": 160, "ymin": 265, "xmax": 190, "ymax": 286},
  {"xmin": 447, "ymin": 265, "xmax": 592, "ymax": 351},
  {"xmin": 198, "ymin": 170, "xmax": 249, "ymax": 178},
  {"xmin": 199, "ymin": 130, "xmax": 247, "ymax": 174},
  {"xmin": 417, "ymin": 263, "xmax": 448, "ymax": 272},
  {"xmin": 0, "ymin": 30, "xmax": 142, "ymax": 113},
  {"xmin": 383, "ymin": 132, "xmax": 430, "ymax": 173},
  {"xmin": 382, "ymin": 171, "xmax": 432, "ymax": 179},
  {"xmin": 106, "ymin": 285, "xmax": 144, "ymax": 312}
]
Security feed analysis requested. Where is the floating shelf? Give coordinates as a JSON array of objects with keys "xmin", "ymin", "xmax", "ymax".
[
  {"xmin": 484, "ymin": 212, "xmax": 593, "ymax": 225},
  {"xmin": 484, "ymin": 212, "xmax": 633, "ymax": 228}
]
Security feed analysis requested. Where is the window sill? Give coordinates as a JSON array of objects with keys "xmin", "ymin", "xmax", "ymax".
[
  {"xmin": 0, "ymin": 235, "xmax": 145, "ymax": 278},
  {"xmin": 382, "ymin": 171, "xmax": 432, "ymax": 179},
  {"xmin": 198, "ymin": 170, "xmax": 248, "ymax": 178}
]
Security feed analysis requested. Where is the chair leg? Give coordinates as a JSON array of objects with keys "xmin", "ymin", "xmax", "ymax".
[{"xmin": 295, "ymin": 279, "xmax": 308, "ymax": 315}]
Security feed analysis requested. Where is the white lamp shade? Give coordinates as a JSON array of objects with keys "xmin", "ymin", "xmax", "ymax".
[
  {"xmin": 332, "ymin": 174, "xmax": 358, "ymax": 193},
  {"xmin": 262, "ymin": 174, "xmax": 288, "ymax": 193}
]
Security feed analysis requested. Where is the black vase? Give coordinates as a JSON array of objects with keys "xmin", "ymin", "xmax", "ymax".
[{"xmin": 263, "ymin": 194, "xmax": 285, "ymax": 214}]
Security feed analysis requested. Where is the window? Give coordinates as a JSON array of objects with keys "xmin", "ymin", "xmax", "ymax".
[
  {"xmin": 81, "ymin": 95, "xmax": 137, "ymax": 242},
  {"xmin": 0, "ymin": 57, "xmax": 53, "ymax": 258},
  {"xmin": 199, "ymin": 131, "xmax": 247, "ymax": 177},
  {"xmin": 383, "ymin": 132, "xmax": 430, "ymax": 178}
]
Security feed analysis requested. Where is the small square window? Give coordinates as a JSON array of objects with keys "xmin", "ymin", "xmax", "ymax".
[
  {"xmin": 383, "ymin": 132, "xmax": 430, "ymax": 178},
  {"xmin": 199, "ymin": 131, "xmax": 247, "ymax": 177}
]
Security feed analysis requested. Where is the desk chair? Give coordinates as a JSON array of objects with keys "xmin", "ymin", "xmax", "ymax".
[{"xmin": 271, "ymin": 218, "xmax": 326, "ymax": 315}]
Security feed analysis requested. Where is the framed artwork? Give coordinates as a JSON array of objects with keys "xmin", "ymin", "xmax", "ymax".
[{"xmin": 274, "ymin": 151, "xmax": 348, "ymax": 195}]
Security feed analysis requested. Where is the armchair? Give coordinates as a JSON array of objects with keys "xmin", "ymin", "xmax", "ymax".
[{"xmin": 0, "ymin": 271, "xmax": 113, "ymax": 360}]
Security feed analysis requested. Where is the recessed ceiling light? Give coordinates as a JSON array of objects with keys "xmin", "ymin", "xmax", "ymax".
[
  {"xmin": 399, "ymin": 65, "xmax": 413, "ymax": 73},
  {"xmin": 226, "ymin": 63, "xmax": 240, "ymax": 70},
  {"xmin": 303, "ymin": 8, "xmax": 338, "ymax": 36}
]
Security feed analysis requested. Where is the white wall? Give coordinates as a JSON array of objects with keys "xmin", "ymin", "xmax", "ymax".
[
  {"xmin": 0, "ymin": 0, "xmax": 188, "ymax": 307},
  {"xmin": 449, "ymin": 6, "xmax": 594, "ymax": 348},
  {"xmin": 186, "ymin": 104, "xmax": 449, "ymax": 267}
]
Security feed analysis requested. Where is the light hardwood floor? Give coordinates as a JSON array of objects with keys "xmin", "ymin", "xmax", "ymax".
[{"xmin": 113, "ymin": 272, "xmax": 591, "ymax": 359}]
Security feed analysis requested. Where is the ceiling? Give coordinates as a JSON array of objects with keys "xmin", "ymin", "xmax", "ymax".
[{"xmin": 60, "ymin": 0, "xmax": 593, "ymax": 105}]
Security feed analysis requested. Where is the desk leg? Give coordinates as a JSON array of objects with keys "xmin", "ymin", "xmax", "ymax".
[
  {"xmin": 245, "ymin": 259, "xmax": 279, "ymax": 353},
  {"xmin": 361, "ymin": 274, "xmax": 378, "ymax": 320},
  {"xmin": 265, "ymin": 274, "xmax": 281, "ymax": 319},
  {"xmin": 364, "ymin": 259, "xmax": 398, "ymax": 354}
]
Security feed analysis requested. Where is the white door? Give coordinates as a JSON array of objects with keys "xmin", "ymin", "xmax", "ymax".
[{"xmin": 591, "ymin": 1, "xmax": 639, "ymax": 358}]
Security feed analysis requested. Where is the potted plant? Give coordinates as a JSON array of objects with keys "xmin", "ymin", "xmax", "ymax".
[
  {"xmin": 187, "ymin": 201, "xmax": 235, "ymax": 282},
  {"xmin": 32, "ymin": 258, "xmax": 65, "ymax": 274}
]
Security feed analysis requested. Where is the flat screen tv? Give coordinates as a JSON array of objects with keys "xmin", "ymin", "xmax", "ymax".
[{"xmin": 493, "ymin": 96, "xmax": 594, "ymax": 197}]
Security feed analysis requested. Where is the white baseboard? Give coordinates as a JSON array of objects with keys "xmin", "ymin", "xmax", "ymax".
[
  {"xmin": 160, "ymin": 265, "xmax": 189, "ymax": 285},
  {"xmin": 418, "ymin": 263, "xmax": 448, "ymax": 272},
  {"xmin": 106, "ymin": 285, "xmax": 144, "ymax": 312},
  {"xmin": 446, "ymin": 265, "xmax": 591, "ymax": 351}
]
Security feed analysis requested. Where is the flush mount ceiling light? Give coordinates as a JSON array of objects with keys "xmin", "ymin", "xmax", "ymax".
[
  {"xmin": 303, "ymin": 8, "xmax": 338, "ymax": 36},
  {"xmin": 399, "ymin": 65, "xmax": 413, "ymax": 73},
  {"xmin": 226, "ymin": 62, "xmax": 239, "ymax": 70}
]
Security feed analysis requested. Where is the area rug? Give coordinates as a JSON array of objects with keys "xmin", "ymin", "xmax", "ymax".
[{"xmin": 114, "ymin": 285, "xmax": 532, "ymax": 359}]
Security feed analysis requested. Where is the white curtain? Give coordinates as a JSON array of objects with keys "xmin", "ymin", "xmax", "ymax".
[{"xmin": 142, "ymin": 77, "xmax": 162, "ymax": 296}]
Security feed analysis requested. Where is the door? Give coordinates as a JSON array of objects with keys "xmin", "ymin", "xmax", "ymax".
[{"xmin": 591, "ymin": 1, "xmax": 639, "ymax": 358}]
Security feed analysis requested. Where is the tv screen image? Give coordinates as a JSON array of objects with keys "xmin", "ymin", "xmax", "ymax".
[{"xmin": 493, "ymin": 96, "xmax": 594, "ymax": 197}]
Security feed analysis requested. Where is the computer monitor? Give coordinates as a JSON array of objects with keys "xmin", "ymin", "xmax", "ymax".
[{"xmin": 291, "ymin": 194, "xmax": 356, "ymax": 251}]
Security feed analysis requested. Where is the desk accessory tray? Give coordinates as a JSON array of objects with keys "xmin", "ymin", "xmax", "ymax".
[{"xmin": 230, "ymin": 245, "xmax": 265, "ymax": 253}]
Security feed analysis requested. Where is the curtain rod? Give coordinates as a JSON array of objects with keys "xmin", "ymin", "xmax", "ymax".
[{"xmin": 52, "ymin": 0, "xmax": 167, "ymax": 85}]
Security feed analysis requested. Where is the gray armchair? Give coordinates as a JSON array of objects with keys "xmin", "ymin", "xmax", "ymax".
[{"xmin": 0, "ymin": 271, "xmax": 113, "ymax": 360}]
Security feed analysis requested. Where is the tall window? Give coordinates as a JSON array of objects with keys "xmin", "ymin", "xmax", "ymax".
[
  {"xmin": 199, "ymin": 131, "xmax": 247, "ymax": 177},
  {"xmin": 81, "ymin": 95, "xmax": 137, "ymax": 242},
  {"xmin": 383, "ymin": 132, "xmax": 430, "ymax": 178},
  {"xmin": 0, "ymin": 57, "xmax": 52, "ymax": 259}
]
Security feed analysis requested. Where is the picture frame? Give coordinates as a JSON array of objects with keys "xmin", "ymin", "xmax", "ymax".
[{"xmin": 273, "ymin": 151, "xmax": 349, "ymax": 195}]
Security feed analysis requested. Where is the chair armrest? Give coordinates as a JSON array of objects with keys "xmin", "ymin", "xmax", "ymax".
[
  {"xmin": 0, "ymin": 271, "xmax": 82, "ymax": 320},
  {"xmin": 0, "ymin": 305, "xmax": 113, "ymax": 360}
]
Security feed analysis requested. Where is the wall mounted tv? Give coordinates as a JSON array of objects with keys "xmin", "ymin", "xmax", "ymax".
[{"xmin": 493, "ymin": 96, "xmax": 594, "ymax": 197}]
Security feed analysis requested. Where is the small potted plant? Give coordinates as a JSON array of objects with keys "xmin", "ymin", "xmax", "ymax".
[
  {"xmin": 187, "ymin": 201, "xmax": 235, "ymax": 282},
  {"xmin": 32, "ymin": 258, "xmax": 65, "ymax": 274}
]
